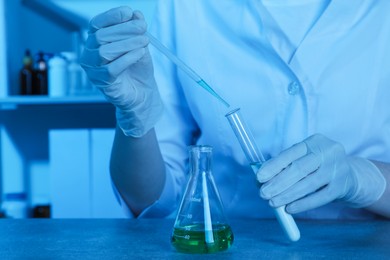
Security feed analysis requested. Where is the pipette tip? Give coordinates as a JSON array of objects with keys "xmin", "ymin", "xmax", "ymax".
[
  {"xmin": 147, "ymin": 32, "xmax": 230, "ymax": 108},
  {"xmin": 196, "ymin": 80, "xmax": 230, "ymax": 108}
]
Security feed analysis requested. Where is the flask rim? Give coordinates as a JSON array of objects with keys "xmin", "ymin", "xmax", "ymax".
[{"xmin": 188, "ymin": 145, "xmax": 212, "ymax": 152}]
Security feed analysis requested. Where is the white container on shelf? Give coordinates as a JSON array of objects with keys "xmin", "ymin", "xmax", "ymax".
[
  {"xmin": 48, "ymin": 54, "xmax": 68, "ymax": 97},
  {"xmin": 0, "ymin": 1, "xmax": 8, "ymax": 98},
  {"xmin": 61, "ymin": 52, "xmax": 83, "ymax": 95}
]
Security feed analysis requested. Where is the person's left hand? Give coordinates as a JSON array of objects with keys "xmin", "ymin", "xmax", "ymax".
[{"xmin": 256, "ymin": 134, "xmax": 386, "ymax": 214}]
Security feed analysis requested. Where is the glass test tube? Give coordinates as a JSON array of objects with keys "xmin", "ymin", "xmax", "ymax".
[{"xmin": 226, "ymin": 108, "xmax": 300, "ymax": 242}]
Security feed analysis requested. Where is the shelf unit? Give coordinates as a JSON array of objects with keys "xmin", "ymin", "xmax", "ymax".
[
  {"xmin": 0, "ymin": 0, "xmax": 161, "ymax": 219},
  {"xmin": 0, "ymin": 95, "xmax": 123, "ymax": 218},
  {"xmin": 0, "ymin": 95, "xmax": 107, "ymax": 109}
]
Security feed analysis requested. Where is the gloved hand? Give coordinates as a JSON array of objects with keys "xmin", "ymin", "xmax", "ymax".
[
  {"xmin": 257, "ymin": 134, "xmax": 386, "ymax": 214},
  {"xmin": 80, "ymin": 6, "xmax": 163, "ymax": 137}
]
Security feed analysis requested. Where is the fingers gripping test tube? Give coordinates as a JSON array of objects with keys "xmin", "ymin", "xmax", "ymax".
[{"xmin": 226, "ymin": 108, "xmax": 300, "ymax": 242}]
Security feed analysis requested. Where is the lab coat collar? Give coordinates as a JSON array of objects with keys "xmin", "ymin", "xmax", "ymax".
[{"xmin": 248, "ymin": 0, "xmax": 371, "ymax": 66}]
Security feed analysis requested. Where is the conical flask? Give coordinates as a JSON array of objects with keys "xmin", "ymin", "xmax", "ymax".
[{"xmin": 171, "ymin": 145, "xmax": 234, "ymax": 254}]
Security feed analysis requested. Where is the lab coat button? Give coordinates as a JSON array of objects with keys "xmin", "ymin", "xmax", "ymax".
[{"xmin": 288, "ymin": 81, "xmax": 300, "ymax": 95}]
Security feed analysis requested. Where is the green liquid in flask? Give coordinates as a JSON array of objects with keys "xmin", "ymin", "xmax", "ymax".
[{"xmin": 171, "ymin": 223, "xmax": 234, "ymax": 254}]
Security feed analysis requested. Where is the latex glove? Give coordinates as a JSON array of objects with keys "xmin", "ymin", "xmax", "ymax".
[
  {"xmin": 80, "ymin": 6, "xmax": 163, "ymax": 137},
  {"xmin": 257, "ymin": 134, "xmax": 386, "ymax": 214}
]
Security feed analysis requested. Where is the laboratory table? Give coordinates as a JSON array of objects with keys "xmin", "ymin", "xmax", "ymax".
[{"xmin": 0, "ymin": 218, "xmax": 389, "ymax": 259}]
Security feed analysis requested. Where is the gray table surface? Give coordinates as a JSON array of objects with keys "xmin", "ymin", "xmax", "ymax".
[{"xmin": 0, "ymin": 218, "xmax": 389, "ymax": 259}]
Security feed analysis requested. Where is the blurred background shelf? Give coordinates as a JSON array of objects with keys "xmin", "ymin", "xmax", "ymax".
[
  {"xmin": 0, "ymin": 92, "xmax": 118, "ymax": 219},
  {"xmin": 0, "ymin": 0, "xmax": 157, "ymax": 219},
  {"xmin": 0, "ymin": 95, "xmax": 107, "ymax": 110}
]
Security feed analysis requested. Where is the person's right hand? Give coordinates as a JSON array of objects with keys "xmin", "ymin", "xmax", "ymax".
[{"xmin": 80, "ymin": 6, "xmax": 163, "ymax": 137}]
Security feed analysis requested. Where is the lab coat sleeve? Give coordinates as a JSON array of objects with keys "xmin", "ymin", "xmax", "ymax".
[{"xmin": 110, "ymin": 165, "xmax": 178, "ymax": 218}]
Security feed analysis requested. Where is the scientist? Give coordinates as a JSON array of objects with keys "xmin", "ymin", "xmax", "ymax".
[{"xmin": 80, "ymin": 1, "xmax": 390, "ymax": 219}]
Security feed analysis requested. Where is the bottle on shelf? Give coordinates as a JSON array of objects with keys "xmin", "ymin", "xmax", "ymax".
[
  {"xmin": 33, "ymin": 51, "xmax": 48, "ymax": 95},
  {"xmin": 19, "ymin": 49, "xmax": 34, "ymax": 95},
  {"xmin": 32, "ymin": 204, "xmax": 51, "ymax": 218}
]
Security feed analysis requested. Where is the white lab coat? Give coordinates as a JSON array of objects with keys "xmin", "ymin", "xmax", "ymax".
[{"xmin": 130, "ymin": 0, "xmax": 390, "ymax": 219}]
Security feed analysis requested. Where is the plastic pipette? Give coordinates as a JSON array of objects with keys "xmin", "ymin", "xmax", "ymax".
[{"xmin": 146, "ymin": 32, "xmax": 230, "ymax": 108}]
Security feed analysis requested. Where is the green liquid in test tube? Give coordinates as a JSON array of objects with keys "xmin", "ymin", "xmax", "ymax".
[
  {"xmin": 226, "ymin": 108, "xmax": 301, "ymax": 242},
  {"xmin": 146, "ymin": 32, "xmax": 230, "ymax": 108}
]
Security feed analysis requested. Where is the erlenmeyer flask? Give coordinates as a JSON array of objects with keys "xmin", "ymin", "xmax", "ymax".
[{"xmin": 171, "ymin": 145, "xmax": 234, "ymax": 254}]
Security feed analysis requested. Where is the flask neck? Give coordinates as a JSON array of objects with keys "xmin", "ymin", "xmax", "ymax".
[{"xmin": 189, "ymin": 145, "xmax": 213, "ymax": 174}]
